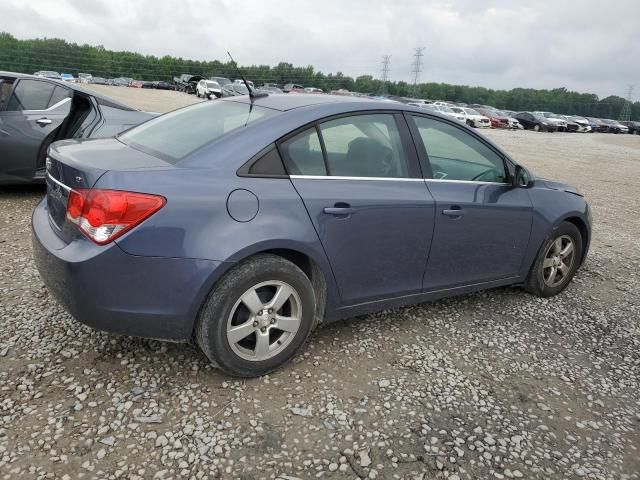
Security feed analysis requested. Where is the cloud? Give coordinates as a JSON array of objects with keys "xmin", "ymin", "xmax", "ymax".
[{"xmin": 0, "ymin": 0, "xmax": 638, "ymax": 98}]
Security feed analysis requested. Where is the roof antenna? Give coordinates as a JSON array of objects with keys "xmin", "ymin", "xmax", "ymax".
[{"xmin": 227, "ymin": 51, "xmax": 268, "ymax": 100}]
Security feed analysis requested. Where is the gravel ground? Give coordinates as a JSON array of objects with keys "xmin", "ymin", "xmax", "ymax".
[{"xmin": 1, "ymin": 88, "xmax": 639, "ymax": 479}]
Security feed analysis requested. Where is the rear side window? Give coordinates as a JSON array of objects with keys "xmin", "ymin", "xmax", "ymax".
[
  {"xmin": 0, "ymin": 78, "xmax": 15, "ymax": 110},
  {"xmin": 49, "ymin": 86, "xmax": 71, "ymax": 107},
  {"xmin": 280, "ymin": 128, "xmax": 326, "ymax": 176},
  {"xmin": 119, "ymin": 100, "xmax": 278, "ymax": 163},
  {"xmin": 319, "ymin": 114, "xmax": 409, "ymax": 178},
  {"xmin": 412, "ymin": 115, "xmax": 507, "ymax": 183},
  {"xmin": 6, "ymin": 79, "xmax": 56, "ymax": 111}
]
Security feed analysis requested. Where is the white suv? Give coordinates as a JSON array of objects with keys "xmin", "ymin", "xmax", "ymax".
[{"xmin": 196, "ymin": 80, "xmax": 222, "ymax": 99}]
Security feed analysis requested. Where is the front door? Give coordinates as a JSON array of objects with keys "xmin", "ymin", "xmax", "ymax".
[
  {"xmin": 0, "ymin": 78, "xmax": 71, "ymax": 182},
  {"xmin": 280, "ymin": 113, "xmax": 436, "ymax": 305},
  {"xmin": 408, "ymin": 114, "xmax": 533, "ymax": 291}
]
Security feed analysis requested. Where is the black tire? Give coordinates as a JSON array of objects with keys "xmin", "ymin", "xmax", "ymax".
[
  {"xmin": 524, "ymin": 221, "xmax": 583, "ymax": 297},
  {"xmin": 196, "ymin": 254, "xmax": 317, "ymax": 377}
]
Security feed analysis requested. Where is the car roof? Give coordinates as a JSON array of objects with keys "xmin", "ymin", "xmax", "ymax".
[
  {"xmin": 0, "ymin": 70, "xmax": 136, "ymax": 111},
  {"xmin": 223, "ymin": 93, "xmax": 402, "ymax": 112}
]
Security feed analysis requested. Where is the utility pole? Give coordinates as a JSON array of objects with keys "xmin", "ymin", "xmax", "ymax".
[
  {"xmin": 619, "ymin": 84, "xmax": 634, "ymax": 122},
  {"xmin": 380, "ymin": 54, "xmax": 391, "ymax": 96},
  {"xmin": 411, "ymin": 47, "xmax": 425, "ymax": 98}
]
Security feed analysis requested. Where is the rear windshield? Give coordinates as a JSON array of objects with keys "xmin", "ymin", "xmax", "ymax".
[{"xmin": 119, "ymin": 100, "xmax": 278, "ymax": 162}]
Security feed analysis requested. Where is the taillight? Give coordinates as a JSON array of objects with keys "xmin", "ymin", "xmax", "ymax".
[{"xmin": 66, "ymin": 189, "xmax": 165, "ymax": 245}]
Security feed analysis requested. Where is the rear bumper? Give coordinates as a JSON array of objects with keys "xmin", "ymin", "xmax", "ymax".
[{"xmin": 32, "ymin": 198, "xmax": 225, "ymax": 341}]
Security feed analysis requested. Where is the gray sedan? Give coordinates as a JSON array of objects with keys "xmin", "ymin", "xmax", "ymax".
[{"xmin": 0, "ymin": 71, "xmax": 154, "ymax": 185}]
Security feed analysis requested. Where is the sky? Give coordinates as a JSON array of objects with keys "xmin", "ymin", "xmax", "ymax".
[{"xmin": 0, "ymin": 0, "xmax": 638, "ymax": 99}]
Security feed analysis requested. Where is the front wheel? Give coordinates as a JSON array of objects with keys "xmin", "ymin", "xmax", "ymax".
[
  {"xmin": 533, "ymin": 124, "xmax": 541, "ymax": 132},
  {"xmin": 524, "ymin": 222, "xmax": 583, "ymax": 297},
  {"xmin": 196, "ymin": 254, "xmax": 317, "ymax": 377}
]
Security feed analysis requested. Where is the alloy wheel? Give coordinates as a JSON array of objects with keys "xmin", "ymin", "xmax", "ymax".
[
  {"xmin": 542, "ymin": 235, "xmax": 576, "ymax": 287},
  {"xmin": 226, "ymin": 281, "xmax": 302, "ymax": 361}
]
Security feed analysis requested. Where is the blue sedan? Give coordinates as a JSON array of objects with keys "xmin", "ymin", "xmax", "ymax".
[{"xmin": 32, "ymin": 93, "xmax": 591, "ymax": 377}]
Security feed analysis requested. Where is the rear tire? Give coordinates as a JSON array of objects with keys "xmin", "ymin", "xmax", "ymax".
[
  {"xmin": 196, "ymin": 254, "xmax": 316, "ymax": 377},
  {"xmin": 524, "ymin": 222, "xmax": 583, "ymax": 297}
]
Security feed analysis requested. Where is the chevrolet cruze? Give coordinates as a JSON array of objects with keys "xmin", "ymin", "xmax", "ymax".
[{"xmin": 32, "ymin": 93, "xmax": 591, "ymax": 377}]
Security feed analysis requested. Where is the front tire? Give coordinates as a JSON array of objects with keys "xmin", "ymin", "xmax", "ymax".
[
  {"xmin": 196, "ymin": 254, "xmax": 316, "ymax": 377},
  {"xmin": 524, "ymin": 222, "xmax": 583, "ymax": 297},
  {"xmin": 533, "ymin": 124, "xmax": 541, "ymax": 132}
]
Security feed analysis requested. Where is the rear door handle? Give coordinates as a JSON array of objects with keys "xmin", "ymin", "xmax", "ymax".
[
  {"xmin": 442, "ymin": 208, "xmax": 466, "ymax": 217},
  {"xmin": 36, "ymin": 118, "xmax": 52, "ymax": 126},
  {"xmin": 323, "ymin": 202, "xmax": 355, "ymax": 216}
]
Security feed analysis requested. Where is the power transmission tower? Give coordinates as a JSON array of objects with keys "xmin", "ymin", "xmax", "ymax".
[
  {"xmin": 619, "ymin": 85, "xmax": 634, "ymax": 122},
  {"xmin": 380, "ymin": 55, "xmax": 391, "ymax": 95},
  {"xmin": 411, "ymin": 47, "xmax": 425, "ymax": 97}
]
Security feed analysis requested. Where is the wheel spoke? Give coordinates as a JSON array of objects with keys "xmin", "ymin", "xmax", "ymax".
[
  {"xmin": 560, "ymin": 242, "xmax": 574, "ymax": 258},
  {"xmin": 543, "ymin": 257, "xmax": 554, "ymax": 268},
  {"xmin": 255, "ymin": 333, "xmax": 270, "ymax": 360},
  {"xmin": 227, "ymin": 320, "xmax": 256, "ymax": 344},
  {"xmin": 275, "ymin": 315, "xmax": 300, "ymax": 333},
  {"xmin": 241, "ymin": 289, "xmax": 264, "ymax": 315},
  {"xmin": 553, "ymin": 237, "xmax": 563, "ymax": 254},
  {"xmin": 547, "ymin": 266, "xmax": 557, "ymax": 283},
  {"xmin": 268, "ymin": 284, "xmax": 294, "ymax": 312}
]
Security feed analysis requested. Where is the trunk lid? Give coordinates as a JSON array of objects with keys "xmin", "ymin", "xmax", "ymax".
[{"xmin": 45, "ymin": 138, "xmax": 172, "ymax": 243}]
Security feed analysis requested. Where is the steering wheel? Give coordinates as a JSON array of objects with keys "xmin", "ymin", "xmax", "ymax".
[{"xmin": 471, "ymin": 168, "xmax": 498, "ymax": 182}]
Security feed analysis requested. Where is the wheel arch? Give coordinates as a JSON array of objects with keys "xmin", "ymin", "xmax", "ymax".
[{"xmin": 561, "ymin": 215, "xmax": 590, "ymax": 266}]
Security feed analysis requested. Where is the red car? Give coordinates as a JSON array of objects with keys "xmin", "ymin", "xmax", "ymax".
[{"xmin": 475, "ymin": 107, "xmax": 509, "ymax": 129}]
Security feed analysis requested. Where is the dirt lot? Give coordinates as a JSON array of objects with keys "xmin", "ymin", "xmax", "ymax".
[{"xmin": 1, "ymin": 87, "xmax": 639, "ymax": 480}]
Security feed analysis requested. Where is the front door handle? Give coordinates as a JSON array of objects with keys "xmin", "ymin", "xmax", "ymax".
[
  {"xmin": 36, "ymin": 118, "xmax": 52, "ymax": 126},
  {"xmin": 442, "ymin": 207, "xmax": 466, "ymax": 217}
]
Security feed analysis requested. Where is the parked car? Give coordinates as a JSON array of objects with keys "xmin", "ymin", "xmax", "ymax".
[
  {"xmin": 565, "ymin": 116, "xmax": 591, "ymax": 133},
  {"xmin": 432, "ymin": 105, "xmax": 465, "ymax": 123},
  {"xmin": 209, "ymin": 76, "xmax": 232, "ymax": 87},
  {"xmin": 513, "ymin": 112, "xmax": 558, "ymax": 132},
  {"xmin": 152, "ymin": 80, "xmax": 175, "ymax": 90},
  {"xmin": 533, "ymin": 112, "xmax": 568, "ymax": 131},
  {"xmin": 110, "ymin": 77, "xmax": 132, "ymax": 87},
  {"xmin": 600, "ymin": 119, "xmax": 628, "ymax": 134},
  {"xmin": 234, "ymin": 79, "xmax": 254, "ymax": 89},
  {"xmin": 0, "ymin": 71, "xmax": 156, "ymax": 184},
  {"xmin": 77, "ymin": 73, "xmax": 92, "ymax": 84},
  {"xmin": 173, "ymin": 74, "xmax": 203, "ymax": 94},
  {"xmin": 258, "ymin": 85, "xmax": 283, "ymax": 94},
  {"xmin": 34, "ymin": 71, "xmax": 62, "ymax": 80},
  {"xmin": 196, "ymin": 79, "xmax": 222, "ymax": 99},
  {"xmin": 492, "ymin": 110, "xmax": 522, "ymax": 129},
  {"xmin": 60, "ymin": 74, "xmax": 76, "ymax": 83},
  {"xmin": 475, "ymin": 107, "xmax": 509, "ymax": 128},
  {"xmin": 304, "ymin": 87, "xmax": 323, "ymax": 94},
  {"xmin": 32, "ymin": 94, "xmax": 591, "ymax": 377},
  {"xmin": 90, "ymin": 76, "xmax": 108, "ymax": 85},
  {"xmin": 620, "ymin": 120, "xmax": 640, "ymax": 134},
  {"xmin": 449, "ymin": 107, "xmax": 491, "ymax": 128},
  {"xmin": 585, "ymin": 117, "xmax": 609, "ymax": 133},
  {"xmin": 552, "ymin": 115, "xmax": 579, "ymax": 132},
  {"xmin": 221, "ymin": 83, "xmax": 249, "ymax": 97},
  {"xmin": 130, "ymin": 80, "xmax": 145, "ymax": 88},
  {"xmin": 283, "ymin": 83, "xmax": 305, "ymax": 93}
]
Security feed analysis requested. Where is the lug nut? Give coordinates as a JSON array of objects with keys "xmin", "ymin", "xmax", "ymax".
[
  {"xmin": 261, "ymin": 327, "xmax": 266, "ymax": 333},
  {"xmin": 253, "ymin": 321, "xmax": 258, "ymax": 327},
  {"xmin": 257, "ymin": 310, "xmax": 263, "ymax": 316},
  {"xmin": 268, "ymin": 309, "xmax": 273, "ymax": 314},
  {"xmin": 270, "ymin": 318, "xmax": 275, "ymax": 324}
]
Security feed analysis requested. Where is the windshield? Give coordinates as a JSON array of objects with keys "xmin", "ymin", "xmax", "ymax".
[
  {"xmin": 119, "ymin": 100, "xmax": 278, "ymax": 162},
  {"xmin": 464, "ymin": 108, "xmax": 480, "ymax": 115},
  {"xmin": 234, "ymin": 85, "xmax": 249, "ymax": 94},
  {"xmin": 206, "ymin": 81, "xmax": 220, "ymax": 88},
  {"xmin": 439, "ymin": 106, "xmax": 455, "ymax": 114}
]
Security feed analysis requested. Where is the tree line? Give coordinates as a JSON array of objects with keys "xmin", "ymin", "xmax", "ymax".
[{"xmin": 0, "ymin": 32, "xmax": 637, "ymax": 120}]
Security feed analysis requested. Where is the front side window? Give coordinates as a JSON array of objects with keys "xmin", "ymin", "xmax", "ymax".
[
  {"xmin": 119, "ymin": 100, "xmax": 278, "ymax": 163},
  {"xmin": 412, "ymin": 115, "xmax": 507, "ymax": 183},
  {"xmin": 6, "ymin": 79, "xmax": 56, "ymax": 111},
  {"xmin": 319, "ymin": 114, "xmax": 409, "ymax": 178},
  {"xmin": 0, "ymin": 78, "xmax": 15, "ymax": 110}
]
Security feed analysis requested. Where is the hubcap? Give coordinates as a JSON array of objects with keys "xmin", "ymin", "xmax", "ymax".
[
  {"xmin": 226, "ymin": 281, "xmax": 302, "ymax": 362},
  {"xmin": 542, "ymin": 235, "xmax": 575, "ymax": 288}
]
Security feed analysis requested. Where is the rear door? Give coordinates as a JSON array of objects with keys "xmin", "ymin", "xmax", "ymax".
[
  {"xmin": 281, "ymin": 112, "xmax": 435, "ymax": 305},
  {"xmin": 407, "ymin": 114, "xmax": 533, "ymax": 291},
  {"xmin": 0, "ymin": 78, "xmax": 71, "ymax": 181}
]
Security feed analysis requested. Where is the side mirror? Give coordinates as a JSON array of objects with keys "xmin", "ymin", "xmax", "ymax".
[{"xmin": 513, "ymin": 165, "xmax": 534, "ymax": 188}]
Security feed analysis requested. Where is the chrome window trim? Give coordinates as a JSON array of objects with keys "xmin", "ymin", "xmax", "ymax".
[
  {"xmin": 289, "ymin": 175, "xmax": 424, "ymax": 182},
  {"xmin": 290, "ymin": 174, "xmax": 509, "ymax": 186},
  {"xmin": 46, "ymin": 172, "xmax": 72, "ymax": 191}
]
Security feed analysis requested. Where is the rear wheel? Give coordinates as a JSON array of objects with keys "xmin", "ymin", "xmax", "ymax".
[
  {"xmin": 533, "ymin": 124, "xmax": 541, "ymax": 132},
  {"xmin": 524, "ymin": 222, "xmax": 582, "ymax": 297},
  {"xmin": 196, "ymin": 254, "xmax": 316, "ymax": 377}
]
